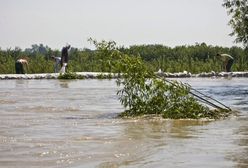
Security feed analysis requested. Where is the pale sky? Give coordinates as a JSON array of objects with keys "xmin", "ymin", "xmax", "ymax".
[{"xmin": 0, "ymin": 0, "xmax": 239, "ymax": 50}]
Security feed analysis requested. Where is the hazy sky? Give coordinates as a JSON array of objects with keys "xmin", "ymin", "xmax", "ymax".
[{"xmin": 0, "ymin": 0, "xmax": 239, "ymax": 50}]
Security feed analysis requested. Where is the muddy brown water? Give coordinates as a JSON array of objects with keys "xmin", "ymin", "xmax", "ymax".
[{"xmin": 0, "ymin": 78, "xmax": 247, "ymax": 168}]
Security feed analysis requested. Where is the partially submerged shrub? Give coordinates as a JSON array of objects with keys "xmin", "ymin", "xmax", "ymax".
[
  {"xmin": 115, "ymin": 55, "xmax": 219, "ymax": 119},
  {"xmin": 91, "ymin": 39, "xmax": 232, "ymax": 119}
]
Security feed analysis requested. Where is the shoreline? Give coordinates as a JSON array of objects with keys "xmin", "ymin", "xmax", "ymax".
[{"xmin": 0, "ymin": 71, "xmax": 248, "ymax": 80}]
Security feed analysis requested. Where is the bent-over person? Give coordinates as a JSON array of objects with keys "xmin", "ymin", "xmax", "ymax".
[
  {"xmin": 216, "ymin": 53, "xmax": 234, "ymax": 72},
  {"xmin": 51, "ymin": 55, "xmax": 61, "ymax": 73},
  {"xmin": 15, "ymin": 58, "xmax": 28, "ymax": 74}
]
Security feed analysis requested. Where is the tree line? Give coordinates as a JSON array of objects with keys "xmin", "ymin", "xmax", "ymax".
[{"xmin": 0, "ymin": 42, "xmax": 247, "ymax": 74}]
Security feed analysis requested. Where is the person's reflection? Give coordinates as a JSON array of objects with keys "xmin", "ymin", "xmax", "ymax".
[
  {"xmin": 15, "ymin": 79, "xmax": 28, "ymax": 88},
  {"xmin": 58, "ymin": 80, "xmax": 69, "ymax": 88}
]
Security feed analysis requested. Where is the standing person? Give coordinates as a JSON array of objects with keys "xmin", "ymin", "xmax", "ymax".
[
  {"xmin": 60, "ymin": 44, "xmax": 71, "ymax": 73},
  {"xmin": 15, "ymin": 58, "xmax": 28, "ymax": 74},
  {"xmin": 51, "ymin": 55, "xmax": 61, "ymax": 73},
  {"xmin": 216, "ymin": 53, "xmax": 234, "ymax": 72}
]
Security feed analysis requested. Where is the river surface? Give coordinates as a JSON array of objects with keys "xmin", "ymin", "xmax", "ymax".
[{"xmin": 0, "ymin": 78, "xmax": 248, "ymax": 168}]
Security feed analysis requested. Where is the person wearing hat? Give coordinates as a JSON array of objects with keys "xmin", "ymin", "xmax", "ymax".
[
  {"xmin": 60, "ymin": 44, "xmax": 71, "ymax": 73},
  {"xmin": 15, "ymin": 58, "xmax": 28, "ymax": 74},
  {"xmin": 216, "ymin": 53, "xmax": 234, "ymax": 72}
]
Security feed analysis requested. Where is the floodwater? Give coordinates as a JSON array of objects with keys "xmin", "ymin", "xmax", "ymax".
[{"xmin": 0, "ymin": 78, "xmax": 247, "ymax": 168}]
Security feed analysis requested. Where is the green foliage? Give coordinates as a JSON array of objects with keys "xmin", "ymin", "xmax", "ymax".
[
  {"xmin": 58, "ymin": 71, "xmax": 84, "ymax": 79},
  {"xmin": 96, "ymin": 73, "xmax": 113, "ymax": 79},
  {"xmin": 0, "ymin": 42, "xmax": 248, "ymax": 74},
  {"xmin": 0, "ymin": 51, "xmax": 15, "ymax": 73},
  {"xmin": 91, "ymin": 39, "xmax": 229, "ymax": 119},
  {"xmin": 223, "ymin": 0, "xmax": 248, "ymax": 48},
  {"xmin": 115, "ymin": 55, "xmax": 212, "ymax": 119},
  {"xmin": 28, "ymin": 54, "xmax": 54, "ymax": 73},
  {"xmin": 88, "ymin": 38, "xmax": 120, "ymax": 72}
]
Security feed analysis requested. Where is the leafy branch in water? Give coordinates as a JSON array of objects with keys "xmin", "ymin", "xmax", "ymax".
[
  {"xmin": 90, "ymin": 39, "xmax": 231, "ymax": 119},
  {"xmin": 115, "ymin": 55, "xmax": 211, "ymax": 119}
]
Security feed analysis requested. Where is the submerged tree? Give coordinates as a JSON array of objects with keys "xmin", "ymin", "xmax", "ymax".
[
  {"xmin": 91, "ymin": 39, "xmax": 231, "ymax": 119},
  {"xmin": 115, "ymin": 55, "xmax": 212, "ymax": 119},
  {"xmin": 223, "ymin": 0, "xmax": 248, "ymax": 48}
]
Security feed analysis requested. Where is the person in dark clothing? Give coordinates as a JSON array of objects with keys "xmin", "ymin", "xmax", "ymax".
[
  {"xmin": 60, "ymin": 45, "xmax": 71, "ymax": 73},
  {"xmin": 216, "ymin": 53, "xmax": 234, "ymax": 72},
  {"xmin": 15, "ymin": 58, "xmax": 28, "ymax": 74}
]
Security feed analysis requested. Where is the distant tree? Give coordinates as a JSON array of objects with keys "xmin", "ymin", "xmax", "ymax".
[
  {"xmin": 223, "ymin": 0, "xmax": 248, "ymax": 48},
  {"xmin": 26, "ymin": 44, "xmax": 50, "ymax": 55}
]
